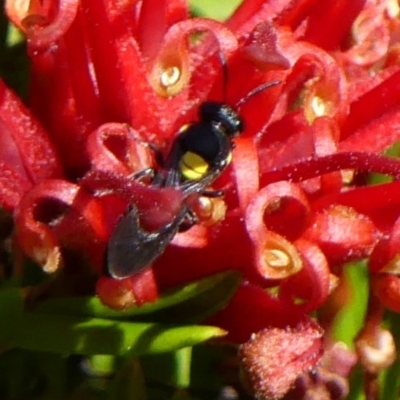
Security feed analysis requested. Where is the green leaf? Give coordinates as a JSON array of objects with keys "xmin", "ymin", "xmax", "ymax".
[
  {"xmin": 13, "ymin": 312, "xmax": 226, "ymax": 356},
  {"xmin": 141, "ymin": 347, "xmax": 193, "ymax": 389},
  {"xmin": 0, "ymin": 288, "xmax": 24, "ymax": 346},
  {"xmin": 380, "ymin": 358, "xmax": 400, "ymax": 400},
  {"xmin": 190, "ymin": 0, "xmax": 242, "ymax": 21},
  {"xmin": 35, "ymin": 271, "xmax": 241, "ymax": 323},
  {"xmin": 0, "ymin": 350, "xmax": 47, "ymax": 399},
  {"xmin": 379, "ymin": 312, "xmax": 400, "ymax": 399},
  {"xmin": 331, "ymin": 261, "xmax": 369, "ymax": 347},
  {"xmin": 0, "ymin": 13, "xmax": 29, "ymax": 99},
  {"xmin": 347, "ymin": 365, "xmax": 365, "ymax": 400},
  {"xmin": 108, "ymin": 358, "xmax": 147, "ymax": 400},
  {"xmin": 141, "ymin": 344, "xmax": 236, "ymax": 395}
]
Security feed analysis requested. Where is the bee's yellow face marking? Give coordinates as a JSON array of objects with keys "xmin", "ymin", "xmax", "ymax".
[{"xmin": 180, "ymin": 151, "xmax": 209, "ymax": 180}]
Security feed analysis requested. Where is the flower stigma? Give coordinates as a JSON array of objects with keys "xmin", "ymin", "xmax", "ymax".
[
  {"xmin": 356, "ymin": 328, "xmax": 396, "ymax": 374},
  {"xmin": 264, "ymin": 248, "xmax": 291, "ymax": 269},
  {"xmin": 257, "ymin": 232, "xmax": 303, "ymax": 279},
  {"xmin": 160, "ymin": 65, "xmax": 181, "ymax": 90},
  {"xmin": 311, "ymin": 95, "xmax": 327, "ymax": 117},
  {"xmin": 387, "ymin": 0, "xmax": 400, "ymax": 18}
]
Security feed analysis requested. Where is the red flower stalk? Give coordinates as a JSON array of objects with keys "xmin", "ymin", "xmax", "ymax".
[{"xmin": 4, "ymin": 0, "xmax": 400, "ymax": 396}]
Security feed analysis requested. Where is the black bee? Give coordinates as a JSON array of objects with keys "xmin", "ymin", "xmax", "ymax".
[{"xmin": 107, "ymin": 81, "xmax": 280, "ymax": 279}]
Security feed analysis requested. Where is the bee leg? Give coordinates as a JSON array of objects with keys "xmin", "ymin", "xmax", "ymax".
[
  {"xmin": 132, "ymin": 168, "xmax": 155, "ymax": 182},
  {"xmin": 201, "ymin": 189, "xmax": 224, "ymax": 198},
  {"xmin": 140, "ymin": 142, "xmax": 164, "ymax": 167},
  {"xmin": 127, "ymin": 126, "xmax": 165, "ymax": 167},
  {"xmin": 178, "ymin": 209, "xmax": 199, "ymax": 232}
]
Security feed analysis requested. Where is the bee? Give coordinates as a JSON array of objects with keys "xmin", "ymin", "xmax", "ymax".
[{"xmin": 107, "ymin": 81, "xmax": 280, "ymax": 279}]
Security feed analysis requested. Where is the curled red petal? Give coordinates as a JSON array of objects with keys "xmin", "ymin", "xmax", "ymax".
[
  {"xmin": 276, "ymin": 0, "xmax": 327, "ymax": 28},
  {"xmin": 369, "ymin": 237, "xmax": 392, "ymax": 275},
  {"xmin": 164, "ymin": 0, "xmax": 189, "ymax": 26},
  {"xmin": 246, "ymin": 181, "xmax": 311, "ymax": 240},
  {"xmin": 15, "ymin": 180, "xmax": 109, "ymax": 273},
  {"xmin": 245, "ymin": 182, "xmax": 310, "ymax": 279},
  {"xmin": 279, "ymin": 239, "xmax": 331, "ymax": 312},
  {"xmin": 0, "ymin": 79, "xmax": 62, "ymax": 182},
  {"xmin": 136, "ymin": 0, "xmax": 173, "ymax": 60},
  {"xmin": 304, "ymin": 204, "xmax": 379, "ymax": 263},
  {"xmin": 86, "ymin": 123, "xmax": 153, "ymax": 176},
  {"xmin": 159, "ymin": 18, "xmax": 237, "ymax": 79},
  {"xmin": 10, "ymin": 0, "xmax": 79, "ymax": 50},
  {"xmin": 208, "ymin": 282, "xmax": 319, "ymax": 343},
  {"xmin": 29, "ymin": 45, "xmax": 95, "ymax": 175},
  {"xmin": 232, "ymin": 137, "xmax": 260, "ymax": 209},
  {"xmin": 341, "ymin": 68, "xmax": 400, "ymax": 139},
  {"xmin": 370, "ymin": 215, "xmax": 400, "ymax": 273},
  {"xmin": 135, "ymin": 0, "xmax": 189, "ymax": 58},
  {"xmin": 258, "ymin": 109, "xmax": 310, "ymax": 151},
  {"xmin": 372, "ymin": 274, "xmax": 400, "ymax": 313},
  {"xmin": 227, "ymin": 0, "xmax": 295, "ymax": 39},
  {"xmin": 259, "ymin": 117, "xmax": 342, "ymax": 196},
  {"xmin": 387, "ymin": 217, "xmax": 400, "ymax": 268},
  {"xmin": 0, "ymin": 80, "xmax": 62, "ymax": 210},
  {"xmin": 240, "ymin": 21, "xmax": 291, "ymax": 70},
  {"xmin": 300, "ymin": 0, "xmax": 366, "ymax": 50},
  {"xmin": 270, "ymin": 47, "xmax": 347, "ymax": 124},
  {"xmin": 73, "ymin": 0, "xmax": 149, "ymax": 130},
  {"xmin": 146, "ymin": 18, "xmax": 238, "ymax": 137},
  {"xmin": 106, "ymin": 17, "xmax": 158, "ymax": 133},
  {"xmin": 341, "ymin": 1, "xmax": 390, "ymax": 66},
  {"xmin": 96, "ymin": 268, "xmax": 159, "ymax": 310},
  {"xmin": 340, "ymin": 106, "xmax": 400, "ymax": 154},
  {"xmin": 0, "ymin": 163, "xmax": 32, "ymax": 212},
  {"xmin": 154, "ymin": 214, "xmax": 255, "ymax": 288},
  {"xmin": 313, "ymin": 181, "xmax": 400, "ymax": 233},
  {"xmin": 130, "ymin": 268, "xmax": 159, "ymax": 305}
]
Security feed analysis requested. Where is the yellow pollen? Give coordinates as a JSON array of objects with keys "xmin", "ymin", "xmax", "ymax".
[{"xmin": 160, "ymin": 66, "xmax": 181, "ymax": 88}]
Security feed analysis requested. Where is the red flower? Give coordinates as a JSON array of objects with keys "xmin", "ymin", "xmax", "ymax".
[
  {"xmin": 239, "ymin": 320, "xmax": 324, "ymax": 399},
  {"xmin": 4, "ymin": 0, "xmax": 400, "ymax": 397}
]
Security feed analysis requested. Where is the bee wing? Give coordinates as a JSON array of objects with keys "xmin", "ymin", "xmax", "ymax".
[
  {"xmin": 180, "ymin": 160, "xmax": 228, "ymax": 195},
  {"xmin": 107, "ymin": 205, "xmax": 187, "ymax": 279}
]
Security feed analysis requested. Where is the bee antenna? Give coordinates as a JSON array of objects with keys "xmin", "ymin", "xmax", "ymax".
[{"xmin": 235, "ymin": 80, "xmax": 281, "ymax": 110}]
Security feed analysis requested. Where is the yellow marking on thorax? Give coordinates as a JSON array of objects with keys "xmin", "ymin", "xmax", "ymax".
[{"xmin": 180, "ymin": 151, "xmax": 209, "ymax": 180}]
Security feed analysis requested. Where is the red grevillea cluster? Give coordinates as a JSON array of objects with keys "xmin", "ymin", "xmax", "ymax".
[{"xmin": 4, "ymin": 0, "xmax": 400, "ymax": 397}]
